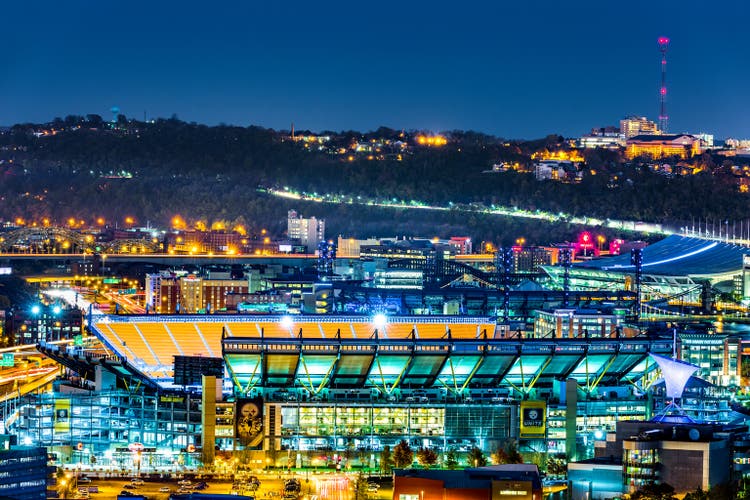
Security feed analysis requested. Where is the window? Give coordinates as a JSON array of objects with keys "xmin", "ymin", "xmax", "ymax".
[{"xmin": 399, "ymin": 495, "xmax": 419, "ymax": 500}]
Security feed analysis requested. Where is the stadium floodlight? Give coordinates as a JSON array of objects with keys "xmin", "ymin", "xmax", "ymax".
[
  {"xmin": 280, "ymin": 315, "xmax": 294, "ymax": 330},
  {"xmin": 373, "ymin": 313, "xmax": 387, "ymax": 330},
  {"xmin": 52, "ymin": 305, "xmax": 61, "ymax": 315},
  {"xmin": 650, "ymin": 353, "xmax": 699, "ymax": 400},
  {"xmin": 31, "ymin": 305, "xmax": 41, "ymax": 315}
]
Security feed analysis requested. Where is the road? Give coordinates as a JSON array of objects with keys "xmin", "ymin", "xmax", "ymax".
[{"xmin": 75, "ymin": 472, "xmax": 393, "ymax": 500}]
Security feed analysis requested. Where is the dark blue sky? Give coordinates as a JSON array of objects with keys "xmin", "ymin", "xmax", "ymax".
[{"xmin": 2, "ymin": 1, "xmax": 748, "ymax": 139}]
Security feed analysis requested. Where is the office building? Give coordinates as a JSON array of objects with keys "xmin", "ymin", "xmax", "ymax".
[
  {"xmin": 620, "ymin": 116, "xmax": 660, "ymax": 138},
  {"xmin": 625, "ymin": 134, "xmax": 702, "ymax": 159},
  {"xmin": 287, "ymin": 210, "xmax": 325, "ymax": 250}
]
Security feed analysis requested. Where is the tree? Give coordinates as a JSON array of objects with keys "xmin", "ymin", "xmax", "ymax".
[
  {"xmin": 392, "ymin": 440, "xmax": 414, "ymax": 468},
  {"xmin": 629, "ymin": 483, "xmax": 677, "ymax": 500},
  {"xmin": 380, "ymin": 445, "xmax": 393, "ymax": 474},
  {"xmin": 353, "ymin": 473, "xmax": 369, "ymax": 500},
  {"xmin": 492, "ymin": 440, "xmax": 523, "ymax": 465},
  {"xmin": 467, "ymin": 447, "xmax": 487, "ymax": 467},
  {"xmin": 444, "ymin": 449, "xmax": 459, "ymax": 470},
  {"xmin": 545, "ymin": 454, "xmax": 567, "ymax": 478},
  {"xmin": 416, "ymin": 447, "xmax": 439, "ymax": 469},
  {"xmin": 683, "ymin": 488, "xmax": 709, "ymax": 500}
]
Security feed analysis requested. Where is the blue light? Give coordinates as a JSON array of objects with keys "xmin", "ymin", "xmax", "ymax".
[
  {"xmin": 31, "ymin": 305, "xmax": 41, "ymax": 315},
  {"xmin": 608, "ymin": 242, "xmax": 718, "ymax": 270},
  {"xmin": 52, "ymin": 306, "xmax": 61, "ymax": 315}
]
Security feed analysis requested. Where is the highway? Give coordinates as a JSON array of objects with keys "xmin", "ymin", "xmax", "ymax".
[{"xmin": 263, "ymin": 186, "xmax": 677, "ymax": 236}]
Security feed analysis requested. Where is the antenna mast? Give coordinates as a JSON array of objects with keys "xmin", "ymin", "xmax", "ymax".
[{"xmin": 658, "ymin": 37, "xmax": 670, "ymax": 133}]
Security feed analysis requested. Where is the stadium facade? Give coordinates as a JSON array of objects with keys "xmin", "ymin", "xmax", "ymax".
[{"xmin": 9, "ymin": 314, "xmax": 675, "ymax": 471}]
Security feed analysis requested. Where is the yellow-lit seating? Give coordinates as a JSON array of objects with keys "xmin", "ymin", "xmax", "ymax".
[
  {"xmin": 137, "ymin": 323, "xmax": 179, "ymax": 365},
  {"xmin": 415, "ymin": 323, "xmax": 447, "ymax": 339},
  {"xmin": 256, "ymin": 322, "xmax": 296, "ymax": 338},
  {"xmin": 447, "ymin": 324, "xmax": 479, "ymax": 339},
  {"xmin": 380, "ymin": 323, "xmax": 415, "ymax": 339},
  {"xmin": 479, "ymin": 323, "xmax": 497, "ymax": 338},
  {"xmin": 194, "ymin": 322, "xmax": 225, "ymax": 356},
  {"xmin": 223, "ymin": 322, "xmax": 259, "ymax": 337},
  {"xmin": 167, "ymin": 322, "xmax": 211, "ymax": 357},
  {"xmin": 318, "ymin": 322, "xmax": 354, "ymax": 338},
  {"xmin": 106, "ymin": 323, "xmax": 159, "ymax": 366},
  {"xmin": 350, "ymin": 323, "xmax": 375, "ymax": 339}
]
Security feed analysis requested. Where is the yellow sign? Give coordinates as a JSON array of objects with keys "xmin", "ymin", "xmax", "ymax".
[
  {"xmin": 54, "ymin": 399, "xmax": 71, "ymax": 433},
  {"xmin": 519, "ymin": 400, "xmax": 546, "ymax": 438}
]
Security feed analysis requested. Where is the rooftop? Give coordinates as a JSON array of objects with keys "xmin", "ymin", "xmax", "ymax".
[{"xmin": 575, "ymin": 235, "xmax": 748, "ymax": 277}]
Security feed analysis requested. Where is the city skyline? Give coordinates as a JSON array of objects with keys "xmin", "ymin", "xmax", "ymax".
[{"xmin": 2, "ymin": 0, "xmax": 749, "ymax": 139}]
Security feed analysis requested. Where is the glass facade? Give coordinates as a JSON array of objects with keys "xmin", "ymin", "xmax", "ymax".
[
  {"xmin": 8, "ymin": 390, "xmax": 204, "ymax": 471},
  {"xmin": 278, "ymin": 403, "xmax": 510, "ymax": 454},
  {"xmin": 623, "ymin": 447, "xmax": 660, "ymax": 491}
]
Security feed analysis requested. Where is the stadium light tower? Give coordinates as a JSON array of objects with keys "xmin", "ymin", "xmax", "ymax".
[{"xmin": 658, "ymin": 36, "xmax": 670, "ymax": 133}]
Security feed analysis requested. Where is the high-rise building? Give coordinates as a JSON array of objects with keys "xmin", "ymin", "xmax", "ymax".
[
  {"xmin": 620, "ymin": 116, "xmax": 660, "ymax": 138},
  {"xmin": 146, "ymin": 273, "xmax": 249, "ymax": 313},
  {"xmin": 0, "ymin": 436, "xmax": 49, "ymax": 500},
  {"xmin": 287, "ymin": 210, "xmax": 325, "ymax": 250}
]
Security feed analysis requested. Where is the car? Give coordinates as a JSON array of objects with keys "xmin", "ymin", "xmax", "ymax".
[
  {"xmin": 77, "ymin": 477, "xmax": 92, "ymax": 484},
  {"xmin": 159, "ymin": 486, "xmax": 171, "ymax": 493},
  {"xmin": 119, "ymin": 490, "xmax": 137, "ymax": 496},
  {"xmin": 130, "ymin": 478, "xmax": 144, "ymax": 484},
  {"xmin": 178, "ymin": 480, "xmax": 192, "ymax": 486},
  {"xmin": 366, "ymin": 484, "xmax": 379, "ymax": 493},
  {"xmin": 122, "ymin": 483, "xmax": 138, "ymax": 489}
]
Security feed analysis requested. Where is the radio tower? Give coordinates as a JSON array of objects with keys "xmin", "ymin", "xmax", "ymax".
[{"xmin": 658, "ymin": 36, "xmax": 670, "ymax": 133}]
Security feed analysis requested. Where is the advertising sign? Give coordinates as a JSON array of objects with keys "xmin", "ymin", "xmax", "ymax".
[
  {"xmin": 236, "ymin": 397, "xmax": 264, "ymax": 449},
  {"xmin": 519, "ymin": 400, "xmax": 546, "ymax": 438},
  {"xmin": 54, "ymin": 399, "xmax": 71, "ymax": 433}
]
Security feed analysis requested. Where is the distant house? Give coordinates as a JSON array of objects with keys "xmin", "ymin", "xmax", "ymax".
[
  {"xmin": 625, "ymin": 134, "xmax": 702, "ymax": 159},
  {"xmin": 534, "ymin": 160, "xmax": 581, "ymax": 182}
]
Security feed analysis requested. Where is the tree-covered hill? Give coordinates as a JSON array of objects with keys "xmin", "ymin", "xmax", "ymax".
[{"xmin": 0, "ymin": 117, "xmax": 746, "ymax": 244}]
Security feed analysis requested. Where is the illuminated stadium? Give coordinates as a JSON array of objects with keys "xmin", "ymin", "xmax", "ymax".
[
  {"xmin": 543, "ymin": 235, "xmax": 750, "ymax": 300},
  {"xmin": 18, "ymin": 313, "xmax": 675, "ymax": 469}
]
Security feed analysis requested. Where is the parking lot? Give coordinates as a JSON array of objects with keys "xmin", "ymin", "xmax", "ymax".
[{"xmin": 70, "ymin": 472, "xmax": 393, "ymax": 499}]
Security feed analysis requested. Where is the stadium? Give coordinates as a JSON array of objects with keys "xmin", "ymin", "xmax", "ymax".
[
  {"xmin": 543, "ymin": 235, "xmax": 750, "ymax": 302},
  {"xmin": 15, "ymin": 313, "xmax": 675, "ymax": 472}
]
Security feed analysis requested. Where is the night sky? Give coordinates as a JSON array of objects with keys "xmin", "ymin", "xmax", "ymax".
[{"xmin": 2, "ymin": 1, "xmax": 748, "ymax": 139}]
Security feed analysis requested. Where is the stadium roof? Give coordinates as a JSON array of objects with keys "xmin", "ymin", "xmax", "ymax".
[
  {"xmin": 575, "ymin": 235, "xmax": 748, "ymax": 278},
  {"xmin": 84, "ymin": 315, "xmax": 673, "ymax": 393}
]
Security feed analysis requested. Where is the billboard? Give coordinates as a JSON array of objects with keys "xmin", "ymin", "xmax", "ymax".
[
  {"xmin": 236, "ymin": 397, "xmax": 264, "ymax": 449},
  {"xmin": 519, "ymin": 400, "xmax": 546, "ymax": 438},
  {"xmin": 54, "ymin": 399, "xmax": 71, "ymax": 433}
]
